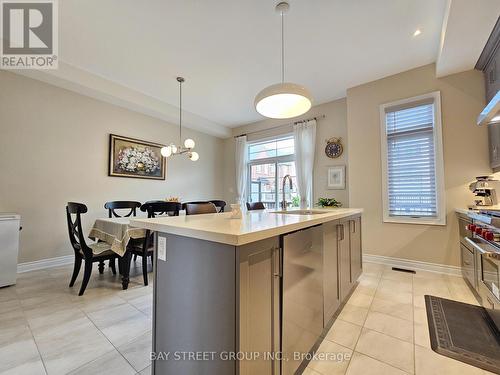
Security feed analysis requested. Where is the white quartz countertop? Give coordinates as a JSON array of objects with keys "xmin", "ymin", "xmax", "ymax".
[{"xmin": 129, "ymin": 208, "xmax": 363, "ymax": 246}]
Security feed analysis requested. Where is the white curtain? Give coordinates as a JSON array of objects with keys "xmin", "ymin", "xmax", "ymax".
[
  {"xmin": 294, "ymin": 119, "xmax": 316, "ymax": 208},
  {"xmin": 235, "ymin": 135, "xmax": 248, "ymax": 206}
]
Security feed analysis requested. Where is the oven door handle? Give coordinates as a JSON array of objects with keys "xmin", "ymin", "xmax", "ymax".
[
  {"xmin": 465, "ymin": 237, "xmax": 500, "ymax": 262},
  {"xmin": 465, "ymin": 237, "xmax": 486, "ymax": 253}
]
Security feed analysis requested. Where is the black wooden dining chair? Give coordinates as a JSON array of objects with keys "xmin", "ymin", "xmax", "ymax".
[
  {"xmin": 246, "ymin": 202, "xmax": 266, "ymax": 210},
  {"xmin": 209, "ymin": 200, "xmax": 227, "ymax": 212},
  {"xmin": 182, "ymin": 200, "xmax": 226, "ymax": 213},
  {"xmin": 140, "ymin": 201, "xmax": 182, "ymax": 218},
  {"xmin": 126, "ymin": 231, "xmax": 155, "ymax": 286},
  {"xmin": 126, "ymin": 201, "xmax": 182, "ymax": 285},
  {"xmin": 181, "ymin": 201, "xmax": 207, "ymax": 211},
  {"xmin": 66, "ymin": 202, "xmax": 118, "ymax": 296},
  {"xmin": 104, "ymin": 201, "xmax": 141, "ymax": 218},
  {"xmin": 144, "ymin": 200, "xmax": 167, "ymax": 205},
  {"xmin": 185, "ymin": 202, "xmax": 217, "ymax": 215}
]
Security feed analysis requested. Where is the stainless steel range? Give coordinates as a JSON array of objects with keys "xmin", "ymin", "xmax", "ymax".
[{"xmin": 462, "ymin": 210, "xmax": 500, "ymax": 310}]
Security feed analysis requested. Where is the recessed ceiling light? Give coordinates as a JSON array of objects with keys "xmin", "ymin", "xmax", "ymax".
[{"xmin": 413, "ymin": 29, "xmax": 422, "ymax": 37}]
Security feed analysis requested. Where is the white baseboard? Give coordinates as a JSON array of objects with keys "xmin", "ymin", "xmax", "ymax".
[
  {"xmin": 17, "ymin": 253, "xmax": 461, "ymax": 277},
  {"xmin": 18, "ymin": 255, "xmax": 74, "ymax": 273},
  {"xmin": 363, "ymin": 254, "xmax": 461, "ymax": 277}
]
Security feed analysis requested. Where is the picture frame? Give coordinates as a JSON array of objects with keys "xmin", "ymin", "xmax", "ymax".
[
  {"xmin": 327, "ymin": 166, "xmax": 345, "ymax": 189},
  {"xmin": 108, "ymin": 134, "xmax": 166, "ymax": 180}
]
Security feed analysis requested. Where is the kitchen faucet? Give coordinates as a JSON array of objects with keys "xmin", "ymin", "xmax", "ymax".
[{"xmin": 281, "ymin": 174, "xmax": 293, "ymax": 210}]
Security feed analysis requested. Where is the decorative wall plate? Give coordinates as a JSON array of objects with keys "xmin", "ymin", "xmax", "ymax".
[{"xmin": 325, "ymin": 137, "xmax": 343, "ymax": 158}]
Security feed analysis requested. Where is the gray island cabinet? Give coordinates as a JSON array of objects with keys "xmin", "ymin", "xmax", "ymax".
[{"xmin": 130, "ymin": 208, "xmax": 362, "ymax": 375}]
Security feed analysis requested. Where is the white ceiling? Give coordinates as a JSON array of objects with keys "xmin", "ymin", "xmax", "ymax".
[
  {"xmin": 436, "ymin": 0, "xmax": 500, "ymax": 77},
  {"xmin": 13, "ymin": 0, "xmax": 500, "ymax": 137}
]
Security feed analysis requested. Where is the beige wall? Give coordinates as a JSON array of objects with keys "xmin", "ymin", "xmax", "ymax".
[
  {"xmin": 227, "ymin": 98, "xmax": 350, "ymax": 207},
  {"xmin": 0, "ymin": 71, "xmax": 225, "ymax": 263},
  {"xmin": 347, "ymin": 64, "xmax": 488, "ymax": 267},
  {"xmin": 2, "ymin": 63, "xmax": 487, "ymax": 268}
]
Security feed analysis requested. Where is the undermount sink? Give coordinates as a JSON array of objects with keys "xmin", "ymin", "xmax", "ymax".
[{"xmin": 271, "ymin": 210, "xmax": 329, "ymax": 215}]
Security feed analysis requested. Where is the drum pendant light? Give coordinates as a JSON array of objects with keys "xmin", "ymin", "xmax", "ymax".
[{"xmin": 254, "ymin": 1, "xmax": 312, "ymax": 119}]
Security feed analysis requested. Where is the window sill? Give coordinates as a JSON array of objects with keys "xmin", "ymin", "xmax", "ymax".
[{"xmin": 383, "ymin": 216, "xmax": 446, "ymax": 226}]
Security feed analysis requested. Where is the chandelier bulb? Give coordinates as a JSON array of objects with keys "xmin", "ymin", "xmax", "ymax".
[
  {"xmin": 184, "ymin": 138, "xmax": 195, "ymax": 149},
  {"xmin": 161, "ymin": 146, "xmax": 172, "ymax": 157},
  {"xmin": 189, "ymin": 151, "xmax": 199, "ymax": 161}
]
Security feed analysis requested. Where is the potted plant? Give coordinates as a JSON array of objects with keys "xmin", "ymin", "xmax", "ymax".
[{"xmin": 316, "ymin": 197, "xmax": 342, "ymax": 208}]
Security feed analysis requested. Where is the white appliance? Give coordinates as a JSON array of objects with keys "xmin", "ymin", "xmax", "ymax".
[{"xmin": 0, "ymin": 213, "xmax": 21, "ymax": 287}]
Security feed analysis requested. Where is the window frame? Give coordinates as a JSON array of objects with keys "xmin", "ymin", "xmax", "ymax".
[
  {"xmin": 379, "ymin": 91, "xmax": 446, "ymax": 226},
  {"xmin": 247, "ymin": 134, "xmax": 296, "ymax": 208}
]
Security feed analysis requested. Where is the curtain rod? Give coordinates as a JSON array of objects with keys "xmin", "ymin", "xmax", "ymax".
[{"xmin": 234, "ymin": 114, "xmax": 325, "ymax": 138}]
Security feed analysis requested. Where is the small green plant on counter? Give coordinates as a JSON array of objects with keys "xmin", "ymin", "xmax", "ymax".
[
  {"xmin": 291, "ymin": 196, "xmax": 300, "ymax": 207},
  {"xmin": 316, "ymin": 197, "xmax": 342, "ymax": 208}
]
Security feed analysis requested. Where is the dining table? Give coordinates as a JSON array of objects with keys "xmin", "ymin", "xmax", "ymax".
[{"xmin": 89, "ymin": 217, "xmax": 147, "ymax": 289}]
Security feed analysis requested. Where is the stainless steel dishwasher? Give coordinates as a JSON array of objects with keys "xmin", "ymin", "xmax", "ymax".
[{"xmin": 282, "ymin": 225, "xmax": 324, "ymax": 375}]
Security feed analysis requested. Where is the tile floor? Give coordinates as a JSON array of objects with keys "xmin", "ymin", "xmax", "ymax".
[
  {"xmin": 303, "ymin": 262, "xmax": 494, "ymax": 375},
  {"xmin": 0, "ymin": 261, "xmax": 153, "ymax": 375},
  {"xmin": 0, "ymin": 261, "xmax": 493, "ymax": 375}
]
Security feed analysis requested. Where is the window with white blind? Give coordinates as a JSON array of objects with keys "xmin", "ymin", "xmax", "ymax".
[{"xmin": 380, "ymin": 92, "xmax": 445, "ymax": 225}]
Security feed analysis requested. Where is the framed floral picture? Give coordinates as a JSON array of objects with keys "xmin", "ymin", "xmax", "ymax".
[
  {"xmin": 109, "ymin": 134, "xmax": 166, "ymax": 180},
  {"xmin": 327, "ymin": 166, "xmax": 345, "ymax": 190}
]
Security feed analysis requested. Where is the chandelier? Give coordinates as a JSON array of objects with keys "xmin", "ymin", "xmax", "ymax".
[{"xmin": 161, "ymin": 77, "xmax": 199, "ymax": 161}]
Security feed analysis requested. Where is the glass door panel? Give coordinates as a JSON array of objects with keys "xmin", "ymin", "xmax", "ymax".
[{"xmin": 249, "ymin": 163, "xmax": 276, "ymax": 209}]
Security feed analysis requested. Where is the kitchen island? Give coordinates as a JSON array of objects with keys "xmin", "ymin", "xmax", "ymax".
[{"xmin": 130, "ymin": 208, "xmax": 363, "ymax": 375}]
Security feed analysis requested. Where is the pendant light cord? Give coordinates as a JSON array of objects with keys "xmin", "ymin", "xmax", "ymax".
[
  {"xmin": 281, "ymin": 10, "xmax": 285, "ymax": 84},
  {"xmin": 179, "ymin": 78, "xmax": 182, "ymax": 143}
]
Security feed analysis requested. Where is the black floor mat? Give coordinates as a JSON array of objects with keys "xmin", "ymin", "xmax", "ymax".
[{"xmin": 425, "ymin": 295, "xmax": 500, "ymax": 374}]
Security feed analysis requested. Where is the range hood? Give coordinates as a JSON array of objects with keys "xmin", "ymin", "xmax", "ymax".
[{"xmin": 478, "ymin": 91, "xmax": 500, "ymax": 126}]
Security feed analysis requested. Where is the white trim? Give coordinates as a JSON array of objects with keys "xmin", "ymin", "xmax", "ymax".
[
  {"xmin": 379, "ymin": 91, "xmax": 446, "ymax": 226},
  {"xmin": 246, "ymin": 132, "xmax": 294, "ymax": 145},
  {"xmin": 17, "ymin": 255, "xmax": 73, "ymax": 273},
  {"xmin": 363, "ymin": 254, "xmax": 461, "ymax": 277},
  {"xmin": 247, "ymin": 154, "xmax": 295, "ymax": 167}
]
